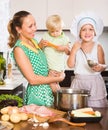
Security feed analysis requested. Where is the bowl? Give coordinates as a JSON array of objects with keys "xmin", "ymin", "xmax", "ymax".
[
  {"xmin": 87, "ymin": 60, "xmax": 98, "ymax": 67},
  {"xmin": 70, "ymin": 116, "xmax": 102, "ymax": 123}
]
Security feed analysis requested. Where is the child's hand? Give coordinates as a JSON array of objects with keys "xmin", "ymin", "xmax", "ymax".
[
  {"xmin": 72, "ymin": 41, "xmax": 81, "ymax": 53},
  {"xmin": 39, "ymin": 39, "xmax": 49, "ymax": 48},
  {"xmin": 56, "ymin": 44, "xmax": 70, "ymax": 54},
  {"xmin": 92, "ymin": 64, "xmax": 106, "ymax": 72},
  {"xmin": 64, "ymin": 44, "xmax": 70, "ymax": 55}
]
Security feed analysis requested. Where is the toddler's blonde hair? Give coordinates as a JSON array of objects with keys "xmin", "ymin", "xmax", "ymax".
[{"xmin": 46, "ymin": 15, "xmax": 64, "ymax": 31}]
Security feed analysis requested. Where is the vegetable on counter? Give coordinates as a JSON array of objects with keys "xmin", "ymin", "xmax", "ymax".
[
  {"xmin": 71, "ymin": 107, "xmax": 101, "ymax": 117},
  {"xmin": 0, "ymin": 106, "xmax": 29, "ymax": 123},
  {"xmin": 0, "ymin": 94, "xmax": 23, "ymax": 109}
]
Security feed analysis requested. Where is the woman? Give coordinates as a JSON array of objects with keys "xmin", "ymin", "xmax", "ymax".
[{"xmin": 7, "ymin": 10, "xmax": 65, "ymax": 107}]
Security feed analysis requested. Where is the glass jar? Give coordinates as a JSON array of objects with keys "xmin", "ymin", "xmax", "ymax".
[
  {"xmin": 0, "ymin": 70, "xmax": 5, "ymax": 85},
  {"xmin": 0, "ymin": 52, "xmax": 6, "ymax": 85}
]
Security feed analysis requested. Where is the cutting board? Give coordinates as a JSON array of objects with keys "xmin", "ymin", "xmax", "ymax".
[
  {"xmin": 28, "ymin": 108, "xmax": 66, "ymax": 122},
  {"xmin": 48, "ymin": 107, "xmax": 66, "ymax": 117}
]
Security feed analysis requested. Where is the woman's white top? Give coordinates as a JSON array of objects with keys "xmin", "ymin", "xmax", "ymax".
[{"xmin": 74, "ymin": 43, "xmax": 100, "ymax": 75}]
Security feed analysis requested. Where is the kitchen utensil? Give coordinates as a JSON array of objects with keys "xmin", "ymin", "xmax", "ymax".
[
  {"xmin": 68, "ymin": 110, "xmax": 102, "ymax": 123},
  {"xmin": 87, "ymin": 60, "xmax": 98, "ymax": 67},
  {"xmin": 87, "ymin": 60, "xmax": 108, "ymax": 68},
  {"xmin": 49, "ymin": 116, "xmax": 86, "ymax": 127},
  {"xmin": 28, "ymin": 107, "xmax": 66, "ymax": 123},
  {"xmin": 80, "ymin": 48, "xmax": 108, "ymax": 68},
  {"xmin": 55, "ymin": 88, "xmax": 90, "ymax": 111},
  {"xmin": 80, "ymin": 48, "xmax": 98, "ymax": 67}
]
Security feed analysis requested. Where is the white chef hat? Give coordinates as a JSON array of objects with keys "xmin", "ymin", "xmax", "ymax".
[{"xmin": 70, "ymin": 12, "xmax": 104, "ymax": 41}]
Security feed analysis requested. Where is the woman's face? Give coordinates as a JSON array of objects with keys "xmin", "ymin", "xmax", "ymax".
[
  {"xmin": 80, "ymin": 24, "xmax": 95, "ymax": 42},
  {"xmin": 17, "ymin": 14, "xmax": 37, "ymax": 40}
]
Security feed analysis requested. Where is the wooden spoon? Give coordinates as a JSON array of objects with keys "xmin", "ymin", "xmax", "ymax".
[{"xmin": 49, "ymin": 117, "xmax": 86, "ymax": 127}]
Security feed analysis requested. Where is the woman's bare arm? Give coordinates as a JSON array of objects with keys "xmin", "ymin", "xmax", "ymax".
[{"xmin": 14, "ymin": 47, "xmax": 65, "ymax": 85}]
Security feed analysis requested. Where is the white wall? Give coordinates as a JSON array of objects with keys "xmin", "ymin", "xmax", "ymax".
[{"xmin": 10, "ymin": 0, "xmax": 108, "ymax": 29}]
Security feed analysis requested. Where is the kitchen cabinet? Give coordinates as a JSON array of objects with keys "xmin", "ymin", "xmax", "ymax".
[
  {"xmin": 47, "ymin": 0, "xmax": 74, "ymax": 29},
  {"xmin": 73, "ymin": 0, "xmax": 108, "ymax": 26},
  {"xmin": 10, "ymin": 0, "xmax": 47, "ymax": 29},
  {"xmin": 10, "ymin": 0, "xmax": 108, "ymax": 30},
  {"xmin": 10, "ymin": 0, "xmax": 74, "ymax": 29}
]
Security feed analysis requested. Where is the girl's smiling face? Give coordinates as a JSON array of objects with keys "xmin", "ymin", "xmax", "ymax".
[{"xmin": 80, "ymin": 24, "xmax": 96, "ymax": 42}]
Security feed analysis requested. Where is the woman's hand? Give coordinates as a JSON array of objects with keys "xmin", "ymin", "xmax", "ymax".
[{"xmin": 50, "ymin": 82, "xmax": 61, "ymax": 92}]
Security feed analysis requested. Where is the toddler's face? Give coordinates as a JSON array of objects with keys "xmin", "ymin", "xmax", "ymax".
[{"xmin": 49, "ymin": 28, "xmax": 62, "ymax": 37}]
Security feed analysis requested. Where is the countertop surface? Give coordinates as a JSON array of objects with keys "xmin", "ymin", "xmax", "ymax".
[
  {"xmin": 12, "ymin": 107, "xmax": 108, "ymax": 130},
  {"xmin": 0, "ymin": 79, "xmax": 23, "ymax": 90},
  {"xmin": 0, "ymin": 69, "xmax": 27, "ymax": 90}
]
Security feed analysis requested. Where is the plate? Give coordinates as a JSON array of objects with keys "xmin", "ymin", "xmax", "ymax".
[{"xmin": 70, "ymin": 116, "xmax": 102, "ymax": 123}]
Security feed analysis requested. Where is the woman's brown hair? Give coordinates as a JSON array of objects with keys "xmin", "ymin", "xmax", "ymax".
[{"xmin": 7, "ymin": 11, "xmax": 31, "ymax": 48}]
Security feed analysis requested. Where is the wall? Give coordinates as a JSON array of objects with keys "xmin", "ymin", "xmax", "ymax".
[{"xmin": 10, "ymin": 0, "xmax": 108, "ymax": 29}]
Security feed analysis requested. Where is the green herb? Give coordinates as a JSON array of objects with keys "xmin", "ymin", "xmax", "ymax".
[{"xmin": 0, "ymin": 94, "xmax": 23, "ymax": 108}]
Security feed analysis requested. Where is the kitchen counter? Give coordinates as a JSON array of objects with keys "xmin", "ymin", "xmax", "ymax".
[
  {"xmin": 12, "ymin": 107, "xmax": 108, "ymax": 130},
  {"xmin": 0, "ymin": 74, "xmax": 27, "ymax": 99},
  {"xmin": 0, "ymin": 68, "xmax": 28, "ymax": 98},
  {"xmin": 0, "ymin": 79, "xmax": 23, "ymax": 90}
]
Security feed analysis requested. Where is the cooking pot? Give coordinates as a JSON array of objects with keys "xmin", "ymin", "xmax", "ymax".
[{"xmin": 55, "ymin": 88, "xmax": 90, "ymax": 111}]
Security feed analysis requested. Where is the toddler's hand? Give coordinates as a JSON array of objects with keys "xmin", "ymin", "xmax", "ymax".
[
  {"xmin": 56, "ymin": 44, "xmax": 70, "ymax": 54},
  {"xmin": 39, "ymin": 39, "xmax": 49, "ymax": 48},
  {"xmin": 56, "ymin": 45, "xmax": 64, "ymax": 51}
]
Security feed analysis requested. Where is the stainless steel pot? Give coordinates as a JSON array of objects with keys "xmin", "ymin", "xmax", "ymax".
[{"xmin": 55, "ymin": 88, "xmax": 90, "ymax": 111}]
